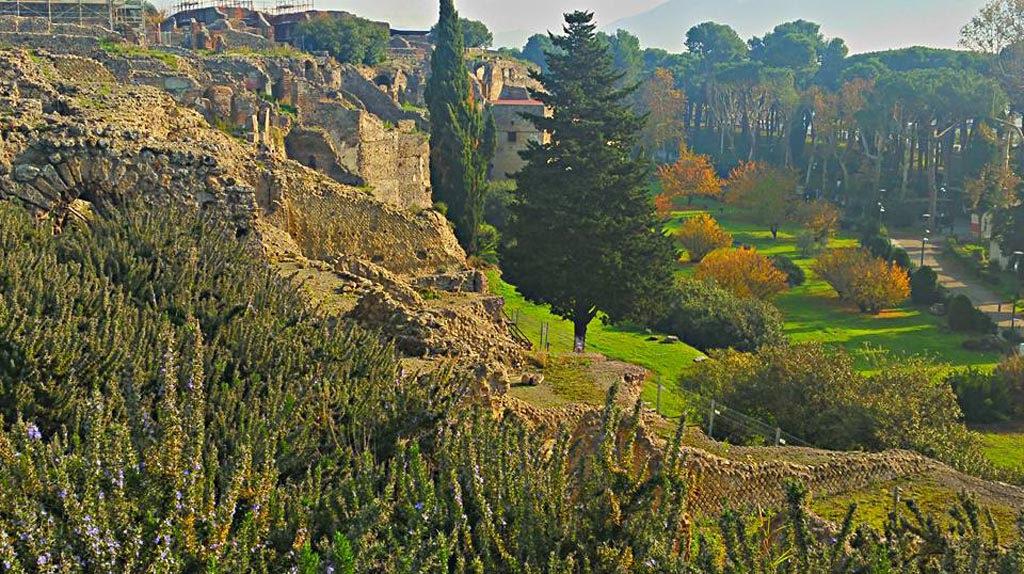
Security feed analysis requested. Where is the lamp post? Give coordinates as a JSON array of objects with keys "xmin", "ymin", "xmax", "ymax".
[
  {"xmin": 923, "ymin": 212, "xmax": 931, "ymax": 233},
  {"xmin": 878, "ymin": 201, "xmax": 886, "ymax": 227},
  {"xmin": 920, "ymin": 230, "xmax": 930, "ymax": 268},
  {"xmin": 1012, "ymin": 252, "xmax": 1024, "ymax": 332}
]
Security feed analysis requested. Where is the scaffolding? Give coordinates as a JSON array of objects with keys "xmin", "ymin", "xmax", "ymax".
[
  {"xmin": 169, "ymin": 0, "xmax": 310, "ymax": 16},
  {"xmin": 0, "ymin": 0, "xmax": 143, "ymax": 32}
]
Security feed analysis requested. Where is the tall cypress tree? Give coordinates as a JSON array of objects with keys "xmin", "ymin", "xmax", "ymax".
[
  {"xmin": 504, "ymin": 11, "xmax": 675, "ymax": 353},
  {"xmin": 425, "ymin": 0, "xmax": 494, "ymax": 254}
]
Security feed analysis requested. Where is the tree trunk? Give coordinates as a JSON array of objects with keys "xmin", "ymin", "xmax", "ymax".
[{"xmin": 573, "ymin": 315, "xmax": 589, "ymax": 354}]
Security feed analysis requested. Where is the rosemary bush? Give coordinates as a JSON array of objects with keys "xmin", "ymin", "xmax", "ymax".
[{"xmin": 0, "ymin": 203, "xmax": 1021, "ymax": 573}]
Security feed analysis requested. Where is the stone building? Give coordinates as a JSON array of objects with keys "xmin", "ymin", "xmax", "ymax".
[{"xmin": 488, "ymin": 86, "xmax": 546, "ymax": 180}]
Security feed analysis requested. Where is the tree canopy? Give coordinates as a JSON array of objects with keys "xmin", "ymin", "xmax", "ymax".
[
  {"xmin": 294, "ymin": 14, "xmax": 388, "ymax": 65},
  {"xmin": 430, "ymin": 16, "xmax": 492, "ymax": 48}
]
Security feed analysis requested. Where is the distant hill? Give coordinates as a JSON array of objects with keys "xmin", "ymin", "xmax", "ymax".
[{"xmin": 606, "ymin": 0, "xmax": 988, "ymax": 54}]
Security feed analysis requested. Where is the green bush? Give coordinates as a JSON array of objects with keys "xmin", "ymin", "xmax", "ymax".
[
  {"xmin": 910, "ymin": 265, "xmax": 941, "ymax": 305},
  {"xmin": 948, "ymin": 294, "xmax": 985, "ymax": 332},
  {"xmin": 294, "ymin": 14, "xmax": 388, "ymax": 65},
  {"xmin": 685, "ymin": 344, "xmax": 994, "ymax": 476},
  {"xmin": 948, "ymin": 368, "xmax": 1016, "ymax": 424},
  {"xmin": 770, "ymin": 254, "xmax": 806, "ymax": 287},
  {"xmin": 796, "ymin": 230, "xmax": 826, "ymax": 257},
  {"xmin": 862, "ymin": 234, "xmax": 892, "ymax": 260},
  {"xmin": 655, "ymin": 279, "xmax": 787, "ymax": 353},
  {"xmin": 891, "ymin": 246, "xmax": 912, "ymax": 270}
]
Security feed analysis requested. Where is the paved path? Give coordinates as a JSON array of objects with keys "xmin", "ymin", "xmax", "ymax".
[{"xmin": 890, "ymin": 232, "xmax": 1018, "ymax": 330}]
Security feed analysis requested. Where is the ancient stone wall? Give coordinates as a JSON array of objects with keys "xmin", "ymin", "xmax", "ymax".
[
  {"xmin": 256, "ymin": 161, "xmax": 461, "ymax": 275},
  {"xmin": 0, "ymin": 49, "xmax": 462, "ymax": 279},
  {"xmin": 299, "ymin": 103, "xmax": 430, "ymax": 209},
  {"xmin": 283, "ymin": 126, "xmax": 361, "ymax": 186},
  {"xmin": 357, "ymin": 116, "xmax": 430, "ymax": 209},
  {"xmin": 0, "ymin": 32, "xmax": 100, "ymax": 54}
]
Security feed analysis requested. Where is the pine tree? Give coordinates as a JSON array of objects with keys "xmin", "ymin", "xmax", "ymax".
[
  {"xmin": 504, "ymin": 11, "xmax": 675, "ymax": 353},
  {"xmin": 425, "ymin": 0, "xmax": 494, "ymax": 254}
]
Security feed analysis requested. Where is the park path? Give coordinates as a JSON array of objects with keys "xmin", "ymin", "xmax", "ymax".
[{"xmin": 890, "ymin": 232, "xmax": 1018, "ymax": 329}]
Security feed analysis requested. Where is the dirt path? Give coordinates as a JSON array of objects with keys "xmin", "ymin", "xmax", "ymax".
[{"xmin": 890, "ymin": 233, "xmax": 1018, "ymax": 329}]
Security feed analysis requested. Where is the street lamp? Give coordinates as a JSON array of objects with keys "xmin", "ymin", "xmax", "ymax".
[
  {"xmin": 878, "ymin": 201, "xmax": 886, "ymax": 227},
  {"xmin": 923, "ymin": 212, "xmax": 932, "ymax": 233},
  {"xmin": 920, "ymin": 230, "xmax": 930, "ymax": 268},
  {"xmin": 1012, "ymin": 251, "xmax": 1024, "ymax": 331}
]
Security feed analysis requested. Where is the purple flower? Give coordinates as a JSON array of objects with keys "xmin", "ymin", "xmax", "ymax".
[
  {"xmin": 37, "ymin": 552, "xmax": 49, "ymax": 566},
  {"xmin": 414, "ymin": 502, "xmax": 424, "ymax": 511},
  {"xmin": 26, "ymin": 424, "xmax": 42, "ymax": 441}
]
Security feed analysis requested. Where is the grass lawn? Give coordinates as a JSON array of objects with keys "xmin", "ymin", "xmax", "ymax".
[
  {"xmin": 670, "ymin": 203, "xmax": 1001, "ymax": 372},
  {"xmin": 487, "ymin": 270, "xmax": 704, "ymax": 417},
  {"xmin": 976, "ymin": 426, "xmax": 1024, "ymax": 473}
]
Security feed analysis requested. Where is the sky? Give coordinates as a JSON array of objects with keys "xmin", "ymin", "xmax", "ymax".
[
  {"xmin": 318, "ymin": 0, "xmax": 664, "ymax": 42},
  {"xmin": 259, "ymin": 0, "xmax": 991, "ymax": 54}
]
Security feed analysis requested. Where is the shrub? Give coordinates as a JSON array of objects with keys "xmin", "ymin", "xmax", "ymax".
[
  {"xmin": 948, "ymin": 368, "xmax": 1016, "ymax": 424},
  {"xmin": 910, "ymin": 265, "xmax": 941, "ymax": 305},
  {"xmin": 686, "ymin": 345, "xmax": 992, "ymax": 474},
  {"xmin": 655, "ymin": 279, "xmax": 787, "ymax": 352},
  {"xmin": 947, "ymin": 294, "xmax": 995, "ymax": 333},
  {"xmin": 0, "ymin": 204, "xmax": 1018, "ymax": 574},
  {"xmin": 696, "ymin": 247, "xmax": 788, "ymax": 300},
  {"xmin": 675, "ymin": 213, "xmax": 733, "ymax": 263},
  {"xmin": 948, "ymin": 294, "xmax": 976, "ymax": 331},
  {"xmin": 770, "ymin": 254, "xmax": 806, "ymax": 287},
  {"xmin": 890, "ymin": 246, "xmax": 912, "ymax": 270},
  {"xmin": 796, "ymin": 230, "xmax": 826, "ymax": 257},
  {"xmin": 861, "ymin": 234, "xmax": 893, "ymax": 260},
  {"xmin": 814, "ymin": 249, "xmax": 910, "ymax": 313}
]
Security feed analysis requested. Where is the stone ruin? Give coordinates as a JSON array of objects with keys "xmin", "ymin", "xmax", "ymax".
[{"xmin": 0, "ymin": 48, "xmax": 529, "ymax": 392}]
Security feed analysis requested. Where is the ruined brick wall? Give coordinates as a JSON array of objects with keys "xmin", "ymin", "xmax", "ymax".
[
  {"xmin": 338, "ymin": 64, "xmax": 423, "ymax": 128},
  {"xmin": 283, "ymin": 126, "xmax": 361, "ymax": 186},
  {"xmin": 0, "ymin": 49, "xmax": 463, "ymax": 279},
  {"xmin": 356, "ymin": 115, "xmax": 430, "ymax": 209},
  {"xmin": 0, "ymin": 32, "xmax": 100, "ymax": 54},
  {"xmin": 298, "ymin": 103, "xmax": 430, "ymax": 210},
  {"xmin": 257, "ymin": 161, "xmax": 462, "ymax": 276}
]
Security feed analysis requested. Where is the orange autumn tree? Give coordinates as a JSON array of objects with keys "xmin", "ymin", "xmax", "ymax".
[
  {"xmin": 640, "ymin": 68, "xmax": 687, "ymax": 161},
  {"xmin": 726, "ymin": 161, "xmax": 799, "ymax": 239},
  {"xmin": 696, "ymin": 247, "xmax": 788, "ymax": 300},
  {"xmin": 797, "ymin": 200, "xmax": 841, "ymax": 241},
  {"xmin": 675, "ymin": 213, "xmax": 733, "ymax": 262},
  {"xmin": 655, "ymin": 145, "xmax": 722, "ymax": 214},
  {"xmin": 814, "ymin": 249, "xmax": 910, "ymax": 314}
]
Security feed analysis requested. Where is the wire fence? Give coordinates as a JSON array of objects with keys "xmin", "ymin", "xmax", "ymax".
[{"xmin": 651, "ymin": 378, "xmax": 815, "ymax": 449}]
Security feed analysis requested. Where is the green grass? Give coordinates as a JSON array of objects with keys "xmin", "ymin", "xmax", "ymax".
[
  {"xmin": 669, "ymin": 203, "xmax": 1001, "ymax": 372},
  {"xmin": 978, "ymin": 430, "xmax": 1024, "ymax": 473},
  {"xmin": 488, "ymin": 270, "xmax": 703, "ymax": 417},
  {"xmin": 811, "ymin": 476, "xmax": 1021, "ymax": 543},
  {"xmin": 99, "ymin": 37, "xmax": 179, "ymax": 67}
]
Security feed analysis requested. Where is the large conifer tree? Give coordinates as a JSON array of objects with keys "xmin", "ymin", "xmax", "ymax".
[
  {"xmin": 504, "ymin": 11, "xmax": 675, "ymax": 353},
  {"xmin": 425, "ymin": 0, "xmax": 495, "ymax": 254}
]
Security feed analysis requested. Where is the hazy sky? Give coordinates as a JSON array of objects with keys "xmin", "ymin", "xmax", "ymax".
[
  {"xmin": 321, "ymin": 0, "xmax": 663, "ymax": 37},
  {"xmin": 265, "ymin": 0, "xmax": 990, "ymax": 53}
]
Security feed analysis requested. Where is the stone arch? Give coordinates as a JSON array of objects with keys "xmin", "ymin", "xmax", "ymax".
[{"xmin": 3, "ymin": 135, "xmax": 255, "ymax": 233}]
